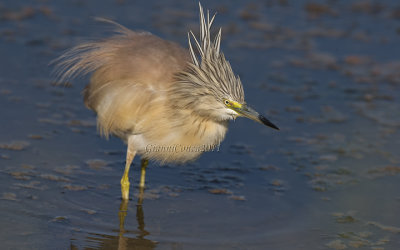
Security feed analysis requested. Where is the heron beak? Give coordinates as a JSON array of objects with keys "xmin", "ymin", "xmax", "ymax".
[{"xmin": 233, "ymin": 104, "xmax": 279, "ymax": 130}]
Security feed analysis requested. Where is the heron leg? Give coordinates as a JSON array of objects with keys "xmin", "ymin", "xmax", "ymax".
[
  {"xmin": 139, "ymin": 158, "xmax": 149, "ymax": 188},
  {"xmin": 121, "ymin": 145, "xmax": 136, "ymax": 200}
]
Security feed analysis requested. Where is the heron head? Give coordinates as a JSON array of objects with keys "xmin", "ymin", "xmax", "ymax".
[{"xmin": 173, "ymin": 3, "xmax": 279, "ymax": 130}]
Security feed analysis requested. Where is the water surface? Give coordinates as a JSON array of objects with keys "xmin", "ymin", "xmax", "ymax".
[{"xmin": 1, "ymin": 0, "xmax": 400, "ymax": 249}]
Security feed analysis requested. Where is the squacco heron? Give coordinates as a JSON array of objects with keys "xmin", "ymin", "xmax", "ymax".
[{"xmin": 54, "ymin": 3, "xmax": 279, "ymax": 200}]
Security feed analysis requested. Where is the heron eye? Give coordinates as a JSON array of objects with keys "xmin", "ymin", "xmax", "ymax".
[{"xmin": 224, "ymin": 100, "xmax": 230, "ymax": 106}]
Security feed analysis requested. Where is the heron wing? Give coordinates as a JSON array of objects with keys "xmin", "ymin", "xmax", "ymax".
[{"xmin": 55, "ymin": 21, "xmax": 190, "ymax": 138}]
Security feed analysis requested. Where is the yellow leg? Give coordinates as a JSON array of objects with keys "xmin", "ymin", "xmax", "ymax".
[
  {"xmin": 139, "ymin": 158, "xmax": 149, "ymax": 188},
  {"xmin": 121, "ymin": 147, "xmax": 136, "ymax": 200},
  {"xmin": 137, "ymin": 186, "xmax": 145, "ymax": 205}
]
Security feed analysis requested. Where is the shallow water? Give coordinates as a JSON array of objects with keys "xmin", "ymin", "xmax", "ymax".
[{"xmin": 1, "ymin": 0, "xmax": 400, "ymax": 249}]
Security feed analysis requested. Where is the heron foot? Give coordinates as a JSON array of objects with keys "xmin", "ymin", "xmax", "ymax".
[{"xmin": 120, "ymin": 177, "xmax": 130, "ymax": 200}]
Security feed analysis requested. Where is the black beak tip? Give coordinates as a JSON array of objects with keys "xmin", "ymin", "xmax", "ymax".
[{"xmin": 259, "ymin": 115, "xmax": 279, "ymax": 130}]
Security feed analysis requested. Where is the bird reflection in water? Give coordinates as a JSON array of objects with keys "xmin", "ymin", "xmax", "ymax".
[
  {"xmin": 77, "ymin": 188, "xmax": 156, "ymax": 249},
  {"xmin": 116, "ymin": 187, "xmax": 156, "ymax": 250}
]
